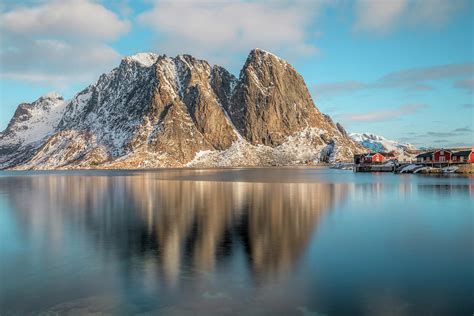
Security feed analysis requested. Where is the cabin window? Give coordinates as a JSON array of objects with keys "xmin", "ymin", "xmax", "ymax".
[
  {"xmin": 460, "ymin": 156, "xmax": 464, "ymax": 162},
  {"xmin": 440, "ymin": 156, "xmax": 445, "ymax": 162},
  {"xmin": 440, "ymin": 150, "xmax": 444, "ymax": 155}
]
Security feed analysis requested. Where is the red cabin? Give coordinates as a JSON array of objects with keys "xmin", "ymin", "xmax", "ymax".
[
  {"xmin": 452, "ymin": 150, "xmax": 474, "ymax": 163},
  {"xmin": 364, "ymin": 153, "xmax": 385, "ymax": 163},
  {"xmin": 433, "ymin": 150, "xmax": 452, "ymax": 163}
]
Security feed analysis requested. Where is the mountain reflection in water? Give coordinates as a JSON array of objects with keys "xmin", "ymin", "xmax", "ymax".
[
  {"xmin": 4, "ymin": 173, "xmax": 343, "ymax": 284},
  {"xmin": 0, "ymin": 169, "xmax": 472, "ymax": 315}
]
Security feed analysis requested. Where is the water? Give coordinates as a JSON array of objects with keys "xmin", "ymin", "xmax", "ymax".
[{"xmin": 0, "ymin": 168, "xmax": 472, "ymax": 315}]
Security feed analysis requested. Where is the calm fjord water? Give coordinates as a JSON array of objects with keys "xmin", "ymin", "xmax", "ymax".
[{"xmin": 0, "ymin": 168, "xmax": 472, "ymax": 315}]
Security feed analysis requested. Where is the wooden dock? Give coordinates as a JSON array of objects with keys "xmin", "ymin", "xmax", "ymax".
[
  {"xmin": 353, "ymin": 162, "xmax": 473, "ymax": 174},
  {"xmin": 354, "ymin": 165, "xmax": 395, "ymax": 172}
]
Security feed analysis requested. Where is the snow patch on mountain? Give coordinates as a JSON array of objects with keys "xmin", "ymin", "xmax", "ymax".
[
  {"xmin": 252, "ymin": 48, "xmax": 289, "ymax": 68},
  {"xmin": 42, "ymin": 91, "xmax": 63, "ymax": 99},
  {"xmin": 1, "ymin": 92, "xmax": 66, "ymax": 146},
  {"xmin": 188, "ymin": 128, "xmax": 358, "ymax": 167},
  {"xmin": 123, "ymin": 53, "xmax": 159, "ymax": 67},
  {"xmin": 0, "ymin": 92, "xmax": 67, "ymax": 169},
  {"xmin": 350, "ymin": 132, "xmax": 416, "ymax": 153}
]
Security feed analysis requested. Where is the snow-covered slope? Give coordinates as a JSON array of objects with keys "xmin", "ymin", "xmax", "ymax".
[
  {"xmin": 1, "ymin": 49, "xmax": 364, "ymax": 170},
  {"xmin": 0, "ymin": 92, "xmax": 66, "ymax": 168},
  {"xmin": 350, "ymin": 132, "xmax": 416, "ymax": 153},
  {"xmin": 188, "ymin": 128, "xmax": 357, "ymax": 167},
  {"xmin": 2, "ymin": 92, "xmax": 65, "ymax": 144}
]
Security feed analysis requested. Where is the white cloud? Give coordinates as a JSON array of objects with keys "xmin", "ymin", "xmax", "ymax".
[
  {"xmin": 314, "ymin": 63, "xmax": 474, "ymax": 97},
  {"xmin": 341, "ymin": 103, "xmax": 427, "ymax": 122},
  {"xmin": 0, "ymin": 0, "xmax": 129, "ymax": 40},
  {"xmin": 315, "ymin": 81, "xmax": 369, "ymax": 97},
  {"xmin": 354, "ymin": 0, "xmax": 467, "ymax": 34},
  {"xmin": 454, "ymin": 77, "xmax": 474, "ymax": 92},
  {"xmin": 138, "ymin": 0, "xmax": 321, "ymax": 66},
  {"xmin": 0, "ymin": 0, "xmax": 130, "ymax": 86},
  {"xmin": 408, "ymin": 0, "xmax": 467, "ymax": 26},
  {"xmin": 355, "ymin": 0, "xmax": 407, "ymax": 33},
  {"xmin": 378, "ymin": 63, "xmax": 474, "ymax": 86}
]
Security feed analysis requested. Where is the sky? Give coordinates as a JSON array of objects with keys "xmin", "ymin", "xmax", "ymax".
[{"xmin": 0, "ymin": 0, "xmax": 472, "ymax": 148}]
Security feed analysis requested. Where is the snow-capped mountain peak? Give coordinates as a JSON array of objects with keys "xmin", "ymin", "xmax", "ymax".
[
  {"xmin": 5, "ymin": 92, "xmax": 66, "ymax": 140},
  {"xmin": 1, "ymin": 49, "xmax": 364, "ymax": 170},
  {"xmin": 0, "ymin": 93, "xmax": 67, "ymax": 168},
  {"xmin": 123, "ymin": 52, "xmax": 160, "ymax": 67},
  {"xmin": 350, "ymin": 132, "xmax": 416, "ymax": 153},
  {"xmin": 39, "ymin": 91, "xmax": 63, "ymax": 101}
]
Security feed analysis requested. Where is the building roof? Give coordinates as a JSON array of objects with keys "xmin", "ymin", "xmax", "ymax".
[
  {"xmin": 452, "ymin": 150, "xmax": 473, "ymax": 157},
  {"xmin": 380, "ymin": 152, "xmax": 396, "ymax": 157},
  {"xmin": 416, "ymin": 152, "xmax": 433, "ymax": 158},
  {"xmin": 433, "ymin": 149, "xmax": 452, "ymax": 154},
  {"xmin": 365, "ymin": 153, "xmax": 383, "ymax": 158}
]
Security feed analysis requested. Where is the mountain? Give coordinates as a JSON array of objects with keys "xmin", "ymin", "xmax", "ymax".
[
  {"xmin": 0, "ymin": 92, "xmax": 66, "ymax": 168},
  {"xmin": 1, "ymin": 49, "xmax": 363, "ymax": 170},
  {"xmin": 350, "ymin": 132, "xmax": 417, "ymax": 155}
]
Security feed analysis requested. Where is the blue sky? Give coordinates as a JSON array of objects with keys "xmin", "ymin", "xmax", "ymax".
[{"xmin": 0, "ymin": 0, "xmax": 472, "ymax": 147}]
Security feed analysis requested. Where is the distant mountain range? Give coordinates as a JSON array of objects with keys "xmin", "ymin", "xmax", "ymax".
[
  {"xmin": 0, "ymin": 49, "xmax": 363, "ymax": 170},
  {"xmin": 350, "ymin": 132, "xmax": 417, "ymax": 153}
]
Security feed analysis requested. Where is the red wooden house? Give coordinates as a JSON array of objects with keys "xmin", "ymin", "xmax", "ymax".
[
  {"xmin": 354, "ymin": 152, "xmax": 399, "ymax": 164},
  {"xmin": 452, "ymin": 150, "xmax": 474, "ymax": 163},
  {"xmin": 416, "ymin": 150, "xmax": 452, "ymax": 163},
  {"xmin": 363, "ymin": 153, "xmax": 385, "ymax": 163},
  {"xmin": 433, "ymin": 150, "xmax": 452, "ymax": 162},
  {"xmin": 416, "ymin": 149, "xmax": 474, "ymax": 164}
]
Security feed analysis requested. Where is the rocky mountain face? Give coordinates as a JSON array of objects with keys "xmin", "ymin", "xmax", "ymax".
[
  {"xmin": 0, "ymin": 92, "xmax": 66, "ymax": 168},
  {"xmin": 1, "ymin": 49, "xmax": 363, "ymax": 170},
  {"xmin": 230, "ymin": 49, "xmax": 324, "ymax": 145}
]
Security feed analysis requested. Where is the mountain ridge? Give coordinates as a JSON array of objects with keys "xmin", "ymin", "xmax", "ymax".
[
  {"xmin": 350, "ymin": 132, "xmax": 417, "ymax": 153},
  {"xmin": 1, "ymin": 49, "xmax": 364, "ymax": 170},
  {"xmin": 349, "ymin": 132, "xmax": 418, "ymax": 162}
]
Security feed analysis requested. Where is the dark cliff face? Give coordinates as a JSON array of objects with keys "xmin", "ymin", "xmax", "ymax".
[
  {"xmin": 1, "ymin": 49, "xmax": 363, "ymax": 170},
  {"xmin": 211, "ymin": 65, "xmax": 237, "ymax": 113}
]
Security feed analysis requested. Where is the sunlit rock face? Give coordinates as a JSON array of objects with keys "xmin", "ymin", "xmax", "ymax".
[
  {"xmin": 0, "ymin": 170, "xmax": 348, "ymax": 284},
  {"xmin": 230, "ymin": 49, "xmax": 327, "ymax": 146},
  {"xmin": 1, "ymin": 49, "xmax": 363, "ymax": 170}
]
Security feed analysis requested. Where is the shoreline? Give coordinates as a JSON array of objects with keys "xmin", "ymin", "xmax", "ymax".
[
  {"xmin": 1, "ymin": 163, "xmax": 472, "ymax": 175},
  {"xmin": 350, "ymin": 163, "xmax": 473, "ymax": 174},
  {"xmin": 1, "ymin": 164, "xmax": 332, "ymax": 173}
]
